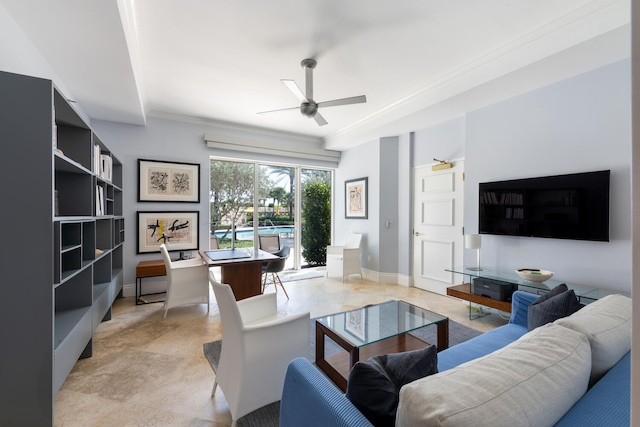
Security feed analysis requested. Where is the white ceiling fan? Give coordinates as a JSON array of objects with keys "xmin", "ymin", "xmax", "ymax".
[{"xmin": 258, "ymin": 58, "xmax": 367, "ymax": 126}]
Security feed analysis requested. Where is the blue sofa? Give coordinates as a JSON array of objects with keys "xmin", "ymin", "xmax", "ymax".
[{"xmin": 280, "ymin": 291, "xmax": 630, "ymax": 426}]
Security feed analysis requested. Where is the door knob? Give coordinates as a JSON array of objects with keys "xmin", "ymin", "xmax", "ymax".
[{"xmin": 414, "ymin": 231, "xmax": 422, "ymax": 236}]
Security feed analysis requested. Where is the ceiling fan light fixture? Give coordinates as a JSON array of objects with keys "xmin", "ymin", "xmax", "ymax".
[{"xmin": 300, "ymin": 102, "xmax": 317, "ymax": 118}]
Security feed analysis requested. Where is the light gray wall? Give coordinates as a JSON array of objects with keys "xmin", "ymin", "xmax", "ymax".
[
  {"xmin": 334, "ymin": 139, "xmax": 380, "ymax": 272},
  {"xmin": 464, "ymin": 59, "xmax": 631, "ymax": 291},
  {"xmin": 378, "ymin": 137, "xmax": 399, "ymax": 279},
  {"xmin": 412, "ymin": 116, "xmax": 466, "ymax": 167},
  {"xmin": 92, "ymin": 116, "xmax": 336, "ymax": 287},
  {"xmin": 340, "ymin": 60, "xmax": 631, "ymax": 292},
  {"xmin": 397, "ymin": 133, "xmax": 412, "ymax": 278},
  {"xmin": 630, "ymin": 2, "xmax": 639, "ymax": 421}
]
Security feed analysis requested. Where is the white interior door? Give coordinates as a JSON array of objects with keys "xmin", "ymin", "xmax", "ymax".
[{"xmin": 413, "ymin": 161, "xmax": 464, "ymax": 295}]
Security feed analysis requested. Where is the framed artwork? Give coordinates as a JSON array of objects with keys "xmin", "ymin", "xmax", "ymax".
[
  {"xmin": 345, "ymin": 308, "xmax": 367, "ymax": 342},
  {"xmin": 137, "ymin": 211, "xmax": 199, "ymax": 253},
  {"xmin": 138, "ymin": 159, "xmax": 200, "ymax": 202},
  {"xmin": 345, "ymin": 177, "xmax": 368, "ymax": 219}
]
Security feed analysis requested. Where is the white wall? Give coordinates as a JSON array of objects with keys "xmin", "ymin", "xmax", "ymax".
[
  {"xmin": 0, "ymin": 4, "xmax": 89, "ymax": 123},
  {"xmin": 464, "ymin": 59, "xmax": 631, "ymax": 291}
]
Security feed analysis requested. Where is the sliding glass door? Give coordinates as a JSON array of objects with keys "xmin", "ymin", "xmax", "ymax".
[
  {"xmin": 209, "ymin": 160, "xmax": 255, "ymax": 249},
  {"xmin": 210, "ymin": 158, "xmax": 332, "ymax": 269}
]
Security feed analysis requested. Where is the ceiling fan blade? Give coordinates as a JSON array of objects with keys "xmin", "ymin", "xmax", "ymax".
[
  {"xmin": 256, "ymin": 105, "xmax": 299, "ymax": 115},
  {"xmin": 317, "ymin": 95, "xmax": 367, "ymax": 109},
  {"xmin": 313, "ymin": 112, "xmax": 328, "ymax": 126},
  {"xmin": 281, "ymin": 79, "xmax": 307, "ymax": 103}
]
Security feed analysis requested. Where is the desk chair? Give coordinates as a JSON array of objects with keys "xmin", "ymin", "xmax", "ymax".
[
  {"xmin": 259, "ymin": 234, "xmax": 280, "ymax": 253},
  {"xmin": 262, "ymin": 246, "xmax": 291, "ymax": 299},
  {"xmin": 159, "ymin": 243, "xmax": 210, "ymax": 318}
]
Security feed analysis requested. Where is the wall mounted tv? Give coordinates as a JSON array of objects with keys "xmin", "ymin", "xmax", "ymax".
[{"xmin": 479, "ymin": 170, "xmax": 610, "ymax": 242}]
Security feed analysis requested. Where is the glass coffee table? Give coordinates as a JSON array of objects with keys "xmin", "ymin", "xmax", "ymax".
[{"xmin": 314, "ymin": 300, "xmax": 449, "ymax": 391}]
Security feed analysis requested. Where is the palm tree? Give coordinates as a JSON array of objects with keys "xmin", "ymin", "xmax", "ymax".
[
  {"xmin": 269, "ymin": 187, "xmax": 287, "ymax": 215},
  {"xmin": 268, "ymin": 166, "xmax": 295, "ymax": 220}
]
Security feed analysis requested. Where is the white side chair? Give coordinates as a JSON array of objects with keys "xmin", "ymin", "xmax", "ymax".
[
  {"xmin": 208, "ymin": 272, "xmax": 310, "ymax": 427},
  {"xmin": 159, "ymin": 243, "xmax": 210, "ymax": 318},
  {"xmin": 326, "ymin": 233, "xmax": 363, "ymax": 282}
]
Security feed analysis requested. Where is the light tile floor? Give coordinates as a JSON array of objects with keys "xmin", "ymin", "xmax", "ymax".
[{"xmin": 54, "ymin": 270, "xmax": 508, "ymax": 426}]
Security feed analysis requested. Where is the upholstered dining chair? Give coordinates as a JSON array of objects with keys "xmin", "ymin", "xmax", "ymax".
[
  {"xmin": 326, "ymin": 233, "xmax": 363, "ymax": 282},
  {"xmin": 258, "ymin": 234, "xmax": 280, "ymax": 253},
  {"xmin": 262, "ymin": 245, "xmax": 291, "ymax": 299},
  {"xmin": 210, "ymin": 234, "xmax": 219, "ymax": 249},
  {"xmin": 159, "ymin": 243, "xmax": 210, "ymax": 318},
  {"xmin": 208, "ymin": 272, "xmax": 310, "ymax": 427}
]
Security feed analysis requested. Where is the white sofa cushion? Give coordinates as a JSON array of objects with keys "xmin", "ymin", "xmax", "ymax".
[
  {"xmin": 396, "ymin": 324, "xmax": 591, "ymax": 427},
  {"xmin": 554, "ymin": 293, "xmax": 631, "ymax": 385}
]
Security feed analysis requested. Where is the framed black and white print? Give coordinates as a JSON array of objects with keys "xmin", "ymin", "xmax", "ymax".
[
  {"xmin": 345, "ymin": 177, "xmax": 368, "ymax": 219},
  {"xmin": 138, "ymin": 159, "xmax": 200, "ymax": 202},
  {"xmin": 137, "ymin": 211, "xmax": 199, "ymax": 253}
]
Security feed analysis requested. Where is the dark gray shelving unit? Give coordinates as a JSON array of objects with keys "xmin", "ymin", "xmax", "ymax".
[{"xmin": 0, "ymin": 70, "xmax": 125, "ymax": 426}]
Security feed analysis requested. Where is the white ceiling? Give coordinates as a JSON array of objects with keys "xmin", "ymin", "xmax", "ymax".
[{"xmin": 1, "ymin": 0, "xmax": 630, "ymax": 150}]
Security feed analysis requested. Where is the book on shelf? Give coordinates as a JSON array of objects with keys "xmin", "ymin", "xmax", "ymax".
[
  {"xmin": 100, "ymin": 154, "xmax": 112, "ymax": 182},
  {"xmin": 96, "ymin": 185, "xmax": 104, "ymax": 216},
  {"xmin": 93, "ymin": 144, "xmax": 101, "ymax": 175}
]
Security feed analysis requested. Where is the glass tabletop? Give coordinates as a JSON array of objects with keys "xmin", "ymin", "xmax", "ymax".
[
  {"xmin": 445, "ymin": 266, "xmax": 598, "ymax": 297},
  {"xmin": 315, "ymin": 300, "xmax": 447, "ymax": 348}
]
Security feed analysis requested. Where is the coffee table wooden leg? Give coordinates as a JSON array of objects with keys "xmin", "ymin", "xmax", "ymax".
[
  {"xmin": 315, "ymin": 322, "xmax": 324, "ymax": 365},
  {"xmin": 350, "ymin": 347, "xmax": 359, "ymax": 370},
  {"xmin": 315, "ymin": 321, "xmax": 349, "ymax": 392},
  {"xmin": 437, "ymin": 318, "xmax": 449, "ymax": 350}
]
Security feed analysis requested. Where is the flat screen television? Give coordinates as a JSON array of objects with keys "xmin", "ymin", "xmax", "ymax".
[{"xmin": 478, "ymin": 170, "xmax": 610, "ymax": 242}]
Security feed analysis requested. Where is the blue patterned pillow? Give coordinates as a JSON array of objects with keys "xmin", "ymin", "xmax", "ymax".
[
  {"xmin": 528, "ymin": 284, "xmax": 582, "ymax": 331},
  {"xmin": 345, "ymin": 345, "xmax": 438, "ymax": 427}
]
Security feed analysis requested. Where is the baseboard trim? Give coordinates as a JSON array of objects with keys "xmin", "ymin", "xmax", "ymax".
[
  {"xmin": 361, "ymin": 269, "xmax": 413, "ymax": 287},
  {"xmin": 122, "ymin": 283, "xmax": 136, "ymax": 298}
]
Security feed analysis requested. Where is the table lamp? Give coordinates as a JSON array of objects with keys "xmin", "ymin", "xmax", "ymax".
[{"xmin": 465, "ymin": 234, "xmax": 483, "ymax": 271}]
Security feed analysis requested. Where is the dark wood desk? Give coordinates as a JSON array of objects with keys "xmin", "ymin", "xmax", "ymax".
[{"xmin": 199, "ymin": 249, "xmax": 279, "ymax": 300}]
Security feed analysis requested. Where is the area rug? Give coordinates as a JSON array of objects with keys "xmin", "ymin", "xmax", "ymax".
[
  {"xmin": 203, "ymin": 306, "xmax": 482, "ymax": 427},
  {"xmin": 263, "ymin": 269, "xmax": 324, "ymax": 285}
]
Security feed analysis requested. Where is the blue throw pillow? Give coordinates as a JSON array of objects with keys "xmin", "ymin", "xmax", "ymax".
[
  {"xmin": 345, "ymin": 345, "xmax": 438, "ymax": 427},
  {"xmin": 528, "ymin": 284, "xmax": 583, "ymax": 331}
]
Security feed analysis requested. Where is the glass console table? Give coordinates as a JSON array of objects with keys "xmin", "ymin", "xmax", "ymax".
[{"xmin": 445, "ymin": 266, "xmax": 616, "ymax": 319}]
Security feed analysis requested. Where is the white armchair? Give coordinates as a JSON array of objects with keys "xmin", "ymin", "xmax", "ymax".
[
  {"xmin": 326, "ymin": 233, "xmax": 363, "ymax": 282},
  {"xmin": 208, "ymin": 271, "xmax": 310, "ymax": 426},
  {"xmin": 159, "ymin": 243, "xmax": 210, "ymax": 318}
]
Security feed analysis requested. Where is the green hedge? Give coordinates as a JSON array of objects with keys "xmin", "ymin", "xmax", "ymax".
[{"xmin": 302, "ymin": 183, "xmax": 331, "ymax": 265}]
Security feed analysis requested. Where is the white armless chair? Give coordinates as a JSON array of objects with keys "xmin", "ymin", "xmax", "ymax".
[
  {"xmin": 326, "ymin": 233, "xmax": 363, "ymax": 282},
  {"xmin": 159, "ymin": 243, "xmax": 210, "ymax": 318},
  {"xmin": 208, "ymin": 271, "xmax": 310, "ymax": 427}
]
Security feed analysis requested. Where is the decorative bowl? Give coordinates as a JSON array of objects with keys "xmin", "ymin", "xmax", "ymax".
[{"xmin": 515, "ymin": 268, "xmax": 554, "ymax": 283}]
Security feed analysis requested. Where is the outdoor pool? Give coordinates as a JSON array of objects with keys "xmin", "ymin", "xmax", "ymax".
[{"xmin": 214, "ymin": 225, "xmax": 295, "ymax": 241}]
